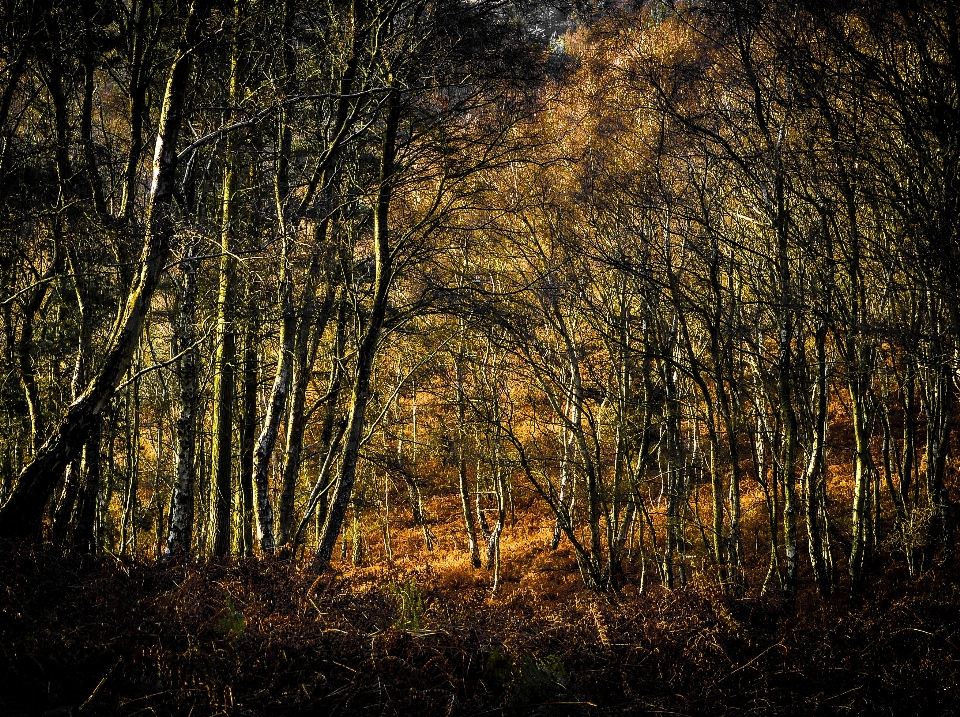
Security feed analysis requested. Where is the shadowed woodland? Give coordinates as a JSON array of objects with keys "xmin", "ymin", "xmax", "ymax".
[{"xmin": 1, "ymin": 0, "xmax": 960, "ymax": 714}]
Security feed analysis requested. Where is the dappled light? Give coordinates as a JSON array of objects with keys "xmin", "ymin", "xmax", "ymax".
[{"xmin": 1, "ymin": 0, "xmax": 959, "ymax": 713}]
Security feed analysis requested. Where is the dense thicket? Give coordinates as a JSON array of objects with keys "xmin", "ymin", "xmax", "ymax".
[{"xmin": 0, "ymin": 0, "xmax": 958, "ymax": 606}]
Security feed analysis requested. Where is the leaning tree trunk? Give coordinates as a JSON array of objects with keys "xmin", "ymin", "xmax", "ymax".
[
  {"xmin": 313, "ymin": 88, "xmax": 400, "ymax": 572},
  {"xmin": 0, "ymin": 1, "xmax": 207, "ymax": 542},
  {"xmin": 290, "ymin": 299, "xmax": 348, "ymax": 552},
  {"xmin": 51, "ymin": 247, "xmax": 95, "ymax": 548},
  {"xmin": 250, "ymin": 0, "xmax": 300, "ymax": 555},
  {"xmin": 277, "ymin": 267, "xmax": 334, "ymax": 547},
  {"xmin": 250, "ymin": 264, "xmax": 293, "ymax": 555}
]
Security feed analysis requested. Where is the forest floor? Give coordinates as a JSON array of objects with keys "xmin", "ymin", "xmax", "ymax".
[{"xmin": 2, "ymin": 508, "xmax": 959, "ymax": 717}]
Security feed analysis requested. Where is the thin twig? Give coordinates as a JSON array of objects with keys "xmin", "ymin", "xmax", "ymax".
[
  {"xmin": 78, "ymin": 657, "xmax": 121, "ymax": 711},
  {"xmin": 116, "ymin": 321, "xmax": 215, "ymax": 391}
]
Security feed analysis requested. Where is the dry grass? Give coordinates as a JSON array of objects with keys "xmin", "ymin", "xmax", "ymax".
[{"xmin": 2, "ymin": 516, "xmax": 958, "ymax": 716}]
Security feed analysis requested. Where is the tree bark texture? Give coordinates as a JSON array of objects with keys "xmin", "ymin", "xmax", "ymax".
[{"xmin": 164, "ymin": 241, "xmax": 199, "ymax": 557}]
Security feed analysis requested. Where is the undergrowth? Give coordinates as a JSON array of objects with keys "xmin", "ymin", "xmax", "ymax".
[{"xmin": 1, "ymin": 545, "xmax": 958, "ymax": 716}]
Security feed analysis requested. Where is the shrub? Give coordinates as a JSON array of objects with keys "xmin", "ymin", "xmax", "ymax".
[
  {"xmin": 386, "ymin": 577, "xmax": 425, "ymax": 631},
  {"xmin": 215, "ymin": 592, "xmax": 244, "ymax": 639},
  {"xmin": 485, "ymin": 647, "xmax": 584, "ymax": 715}
]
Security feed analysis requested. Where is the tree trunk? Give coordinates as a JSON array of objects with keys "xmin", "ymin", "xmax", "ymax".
[
  {"xmin": 487, "ymin": 454, "xmax": 506, "ymax": 593},
  {"xmin": 120, "ymin": 0, "xmax": 150, "ymax": 221},
  {"xmin": 902, "ymin": 364, "xmax": 921, "ymax": 574},
  {"xmin": 120, "ymin": 372, "xmax": 141, "ymax": 555},
  {"xmin": 550, "ymin": 368, "xmax": 577, "ymax": 551},
  {"xmin": 72, "ymin": 418, "xmax": 102, "ymax": 553},
  {"xmin": 250, "ymin": 282, "xmax": 292, "ymax": 554},
  {"xmin": 164, "ymin": 240, "xmax": 199, "ymax": 557},
  {"xmin": 277, "ymin": 272, "xmax": 334, "ymax": 546},
  {"xmin": 546, "ymin": 290, "xmax": 605, "ymax": 588},
  {"xmin": 249, "ymin": 0, "xmax": 300, "ymax": 555},
  {"xmin": 847, "ymin": 345, "xmax": 876, "ymax": 596},
  {"xmin": 16, "ymin": 228, "xmax": 60, "ymax": 453},
  {"xmin": 454, "ymin": 339, "xmax": 481, "ymax": 567},
  {"xmin": 920, "ymin": 339, "xmax": 954, "ymax": 570},
  {"xmin": 80, "ymin": 50, "xmax": 107, "ymax": 216},
  {"xmin": 804, "ymin": 322, "xmax": 832, "ymax": 595},
  {"xmin": 51, "ymin": 246, "xmax": 95, "ymax": 548},
  {"xmin": 0, "ymin": 0, "xmax": 39, "ymax": 179},
  {"xmin": 209, "ymin": 15, "xmax": 240, "ymax": 558},
  {"xmin": 209, "ymin": 262, "xmax": 236, "ymax": 559},
  {"xmin": 238, "ymin": 284, "xmax": 259, "ymax": 558},
  {"xmin": 313, "ymin": 88, "xmax": 400, "ymax": 572},
  {"xmin": 290, "ymin": 299, "xmax": 348, "ymax": 552},
  {"xmin": 662, "ymin": 350, "xmax": 682, "ymax": 590}
]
